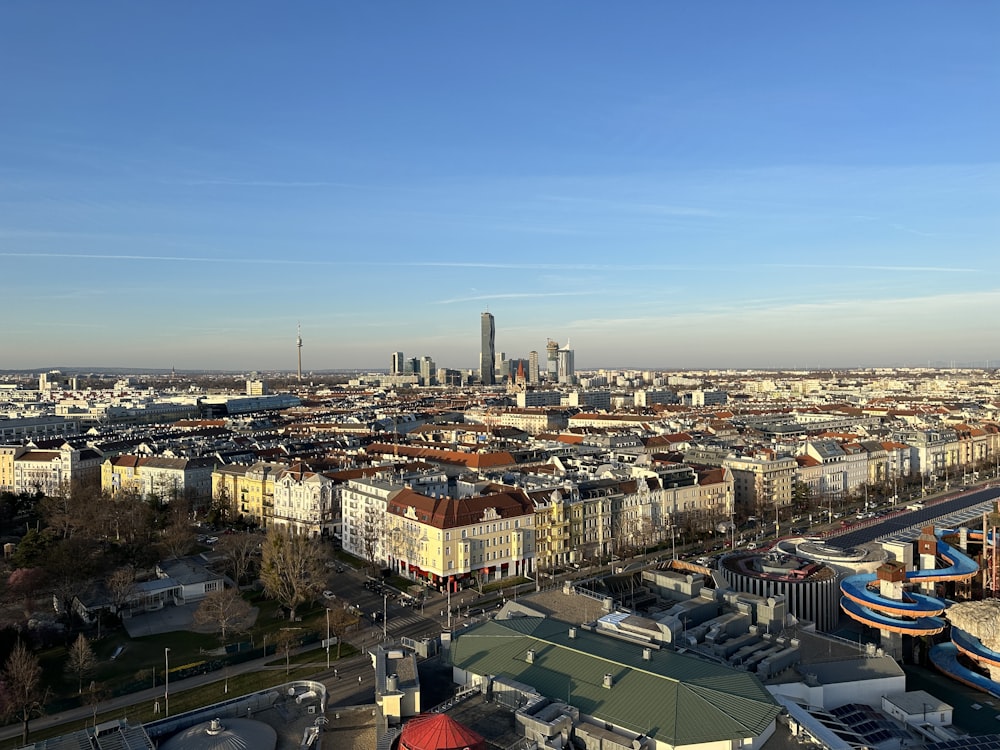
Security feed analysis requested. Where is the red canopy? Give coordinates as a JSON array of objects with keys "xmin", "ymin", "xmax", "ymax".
[{"xmin": 399, "ymin": 713, "xmax": 486, "ymax": 750}]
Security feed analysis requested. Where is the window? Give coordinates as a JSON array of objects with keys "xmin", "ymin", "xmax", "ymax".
[{"xmin": 445, "ymin": 531, "xmax": 451, "ymax": 541}]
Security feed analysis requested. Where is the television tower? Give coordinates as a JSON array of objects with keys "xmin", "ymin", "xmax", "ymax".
[{"xmin": 296, "ymin": 323, "xmax": 303, "ymax": 380}]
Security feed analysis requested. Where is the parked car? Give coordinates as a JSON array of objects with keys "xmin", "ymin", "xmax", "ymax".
[{"xmin": 322, "ymin": 590, "xmax": 336, "ymax": 600}]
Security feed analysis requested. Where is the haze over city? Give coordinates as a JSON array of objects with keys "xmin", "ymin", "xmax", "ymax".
[{"xmin": 1, "ymin": 3, "xmax": 998, "ymax": 372}]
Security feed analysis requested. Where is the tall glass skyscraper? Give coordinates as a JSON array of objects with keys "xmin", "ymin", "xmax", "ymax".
[{"xmin": 480, "ymin": 312, "xmax": 496, "ymax": 385}]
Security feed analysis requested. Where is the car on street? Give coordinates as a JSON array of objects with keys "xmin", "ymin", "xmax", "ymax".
[{"xmin": 323, "ymin": 590, "xmax": 336, "ymax": 600}]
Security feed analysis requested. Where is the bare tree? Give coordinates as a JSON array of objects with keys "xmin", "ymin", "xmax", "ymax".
[
  {"xmin": 84, "ymin": 680, "xmax": 108, "ymax": 728},
  {"xmin": 159, "ymin": 513, "xmax": 196, "ymax": 560},
  {"xmin": 192, "ymin": 588, "xmax": 255, "ymax": 644},
  {"xmin": 6, "ymin": 568, "xmax": 47, "ymax": 619},
  {"xmin": 106, "ymin": 566, "xmax": 137, "ymax": 616},
  {"xmin": 38, "ymin": 482, "xmax": 88, "ymax": 540},
  {"xmin": 45, "ymin": 536, "xmax": 101, "ymax": 618},
  {"xmin": 65, "ymin": 634, "xmax": 97, "ymax": 694},
  {"xmin": 0, "ymin": 641, "xmax": 48, "ymax": 745},
  {"xmin": 102, "ymin": 489, "xmax": 151, "ymax": 544},
  {"xmin": 260, "ymin": 528, "xmax": 327, "ymax": 621},
  {"xmin": 274, "ymin": 628, "xmax": 298, "ymax": 675},
  {"xmin": 217, "ymin": 533, "xmax": 259, "ymax": 586},
  {"xmin": 327, "ymin": 606, "xmax": 356, "ymax": 660},
  {"xmin": 361, "ymin": 508, "xmax": 384, "ymax": 575}
]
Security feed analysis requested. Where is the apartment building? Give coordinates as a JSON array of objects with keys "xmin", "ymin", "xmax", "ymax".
[
  {"xmin": 270, "ymin": 462, "xmax": 334, "ymax": 537},
  {"xmin": 384, "ymin": 487, "xmax": 535, "ymax": 589},
  {"xmin": 5, "ymin": 443, "xmax": 102, "ymax": 495},
  {"xmin": 102, "ymin": 455, "xmax": 215, "ymax": 503},
  {"xmin": 211, "ymin": 461, "xmax": 287, "ymax": 528},
  {"xmin": 471, "ymin": 407, "xmax": 570, "ymax": 435},
  {"xmin": 722, "ymin": 453, "xmax": 797, "ymax": 517},
  {"xmin": 340, "ymin": 475, "xmax": 404, "ymax": 565}
]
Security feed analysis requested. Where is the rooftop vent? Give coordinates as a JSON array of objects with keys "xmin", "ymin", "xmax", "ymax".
[
  {"xmin": 526, "ymin": 649, "xmax": 535, "ymax": 663},
  {"xmin": 642, "ymin": 647, "xmax": 652, "ymax": 661},
  {"xmin": 603, "ymin": 673, "xmax": 614, "ymax": 689},
  {"xmin": 569, "ymin": 627, "xmax": 577, "ymax": 639}
]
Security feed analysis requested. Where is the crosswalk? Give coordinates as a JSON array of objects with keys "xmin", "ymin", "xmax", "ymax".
[{"xmin": 386, "ymin": 612, "xmax": 429, "ymax": 630}]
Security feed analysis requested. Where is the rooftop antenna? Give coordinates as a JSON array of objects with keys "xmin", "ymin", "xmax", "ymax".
[{"xmin": 296, "ymin": 323, "xmax": 303, "ymax": 381}]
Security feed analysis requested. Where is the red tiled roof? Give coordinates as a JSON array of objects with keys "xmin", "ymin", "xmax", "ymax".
[{"xmin": 387, "ymin": 488, "xmax": 533, "ymax": 529}]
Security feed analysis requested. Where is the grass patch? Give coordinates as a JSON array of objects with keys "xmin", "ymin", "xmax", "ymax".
[
  {"xmin": 0, "ymin": 664, "xmax": 323, "ymax": 750},
  {"xmin": 481, "ymin": 576, "xmax": 530, "ymax": 593}
]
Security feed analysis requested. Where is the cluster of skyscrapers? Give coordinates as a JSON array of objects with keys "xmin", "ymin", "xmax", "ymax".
[{"xmin": 389, "ymin": 312, "xmax": 575, "ymax": 387}]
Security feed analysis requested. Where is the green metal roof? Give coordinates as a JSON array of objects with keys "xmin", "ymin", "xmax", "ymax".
[{"xmin": 450, "ymin": 618, "xmax": 781, "ymax": 745}]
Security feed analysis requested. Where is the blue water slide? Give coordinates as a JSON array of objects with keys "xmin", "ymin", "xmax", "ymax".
[
  {"xmin": 905, "ymin": 537, "xmax": 978, "ymax": 581},
  {"xmin": 840, "ymin": 595, "xmax": 946, "ymax": 636},
  {"xmin": 840, "ymin": 573, "xmax": 946, "ymax": 616},
  {"xmin": 951, "ymin": 627, "xmax": 1000, "ymax": 668},
  {"xmin": 839, "ymin": 528, "xmax": 976, "ymax": 635},
  {"xmin": 929, "ymin": 642, "xmax": 1000, "ymax": 700}
]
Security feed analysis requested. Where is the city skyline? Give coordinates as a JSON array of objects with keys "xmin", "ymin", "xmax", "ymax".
[{"xmin": 2, "ymin": 3, "xmax": 998, "ymax": 372}]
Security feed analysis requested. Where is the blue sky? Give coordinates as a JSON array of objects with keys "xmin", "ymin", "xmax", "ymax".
[{"xmin": 1, "ymin": 2, "xmax": 998, "ymax": 372}]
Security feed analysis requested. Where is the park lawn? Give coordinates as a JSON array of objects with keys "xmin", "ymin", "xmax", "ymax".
[
  {"xmin": 35, "ymin": 626, "xmax": 222, "ymax": 708},
  {"xmin": 266, "ymin": 642, "xmax": 359, "ymax": 668},
  {"xmin": 14, "ymin": 589, "xmax": 350, "ymax": 741}
]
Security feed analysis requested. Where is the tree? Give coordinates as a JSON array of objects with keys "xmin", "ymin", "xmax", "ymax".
[
  {"xmin": 159, "ymin": 514, "xmax": 196, "ymax": 560},
  {"xmin": 84, "ymin": 680, "xmax": 108, "ymax": 728},
  {"xmin": 106, "ymin": 567, "xmax": 137, "ymax": 616},
  {"xmin": 327, "ymin": 605, "xmax": 356, "ymax": 660},
  {"xmin": 217, "ymin": 533, "xmax": 259, "ymax": 586},
  {"xmin": 361, "ymin": 509, "xmax": 384, "ymax": 576},
  {"xmin": 0, "ymin": 641, "xmax": 48, "ymax": 745},
  {"xmin": 207, "ymin": 486, "xmax": 235, "ymax": 529},
  {"xmin": 6, "ymin": 569, "xmax": 47, "ymax": 619},
  {"xmin": 273, "ymin": 628, "xmax": 298, "ymax": 675},
  {"xmin": 192, "ymin": 588, "xmax": 255, "ymax": 644},
  {"xmin": 38, "ymin": 483, "xmax": 87, "ymax": 540},
  {"xmin": 45, "ymin": 536, "xmax": 101, "ymax": 618},
  {"xmin": 792, "ymin": 482, "xmax": 813, "ymax": 512},
  {"xmin": 260, "ymin": 528, "xmax": 327, "ymax": 621},
  {"xmin": 65, "ymin": 634, "xmax": 97, "ymax": 694},
  {"xmin": 10, "ymin": 528, "xmax": 53, "ymax": 569}
]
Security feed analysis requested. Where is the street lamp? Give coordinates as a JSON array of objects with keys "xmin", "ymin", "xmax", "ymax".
[
  {"xmin": 164, "ymin": 647, "xmax": 170, "ymax": 717},
  {"xmin": 326, "ymin": 608, "xmax": 331, "ymax": 670}
]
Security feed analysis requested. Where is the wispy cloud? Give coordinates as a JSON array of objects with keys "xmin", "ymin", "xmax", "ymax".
[
  {"xmin": 766, "ymin": 263, "xmax": 980, "ymax": 273},
  {"xmin": 539, "ymin": 194, "xmax": 720, "ymax": 218},
  {"xmin": 0, "ymin": 253, "xmax": 983, "ymax": 276},
  {"xmin": 167, "ymin": 178, "xmax": 367, "ymax": 189},
  {"xmin": 564, "ymin": 288, "xmax": 1000, "ymax": 331},
  {"xmin": 888, "ymin": 224, "xmax": 949, "ymax": 238},
  {"xmin": 436, "ymin": 291, "xmax": 591, "ymax": 304}
]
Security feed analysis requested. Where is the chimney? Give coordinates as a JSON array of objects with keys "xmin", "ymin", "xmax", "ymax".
[
  {"xmin": 642, "ymin": 647, "xmax": 652, "ymax": 661},
  {"xmin": 603, "ymin": 673, "xmax": 614, "ymax": 689},
  {"xmin": 569, "ymin": 627, "xmax": 577, "ymax": 639},
  {"xmin": 526, "ymin": 649, "xmax": 535, "ymax": 663}
]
